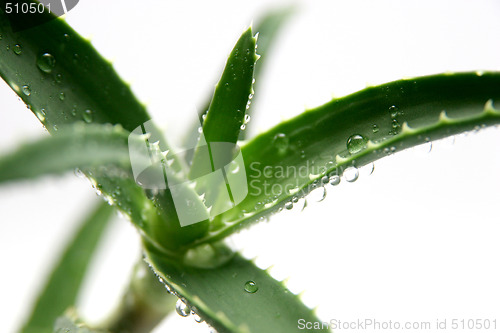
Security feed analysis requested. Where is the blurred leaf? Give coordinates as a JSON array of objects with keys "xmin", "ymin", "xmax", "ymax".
[
  {"xmin": 0, "ymin": 123, "xmax": 133, "ymax": 183},
  {"xmin": 21, "ymin": 202, "xmax": 114, "ymax": 333}
]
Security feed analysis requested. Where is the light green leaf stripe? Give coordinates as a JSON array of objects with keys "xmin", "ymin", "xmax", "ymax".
[{"xmin": 22, "ymin": 202, "xmax": 114, "ymax": 333}]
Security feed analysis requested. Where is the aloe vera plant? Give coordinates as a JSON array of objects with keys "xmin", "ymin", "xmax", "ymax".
[{"xmin": 1, "ymin": 1, "xmax": 500, "ymax": 333}]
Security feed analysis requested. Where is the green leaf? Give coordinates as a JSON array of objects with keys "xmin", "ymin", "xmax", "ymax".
[
  {"xmin": 0, "ymin": 4, "xmax": 160, "ymax": 136},
  {"xmin": 145, "ymin": 245, "xmax": 328, "ymax": 333},
  {"xmin": 242, "ymin": 6, "xmax": 294, "ymax": 139},
  {"xmin": 193, "ymin": 72, "xmax": 500, "ymax": 245},
  {"xmin": 0, "ymin": 123, "xmax": 133, "ymax": 183},
  {"xmin": 183, "ymin": 7, "xmax": 293, "ymax": 161},
  {"xmin": 21, "ymin": 202, "xmax": 114, "ymax": 333},
  {"xmin": 0, "ymin": 2, "xmax": 208, "ymax": 250},
  {"xmin": 189, "ymin": 26, "xmax": 257, "ymax": 177}
]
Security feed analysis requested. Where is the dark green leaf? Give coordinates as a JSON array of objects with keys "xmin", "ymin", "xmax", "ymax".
[
  {"xmin": 145, "ymin": 245, "xmax": 328, "ymax": 333},
  {"xmin": 193, "ymin": 72, "xmax": 500, "ymax": 244}
]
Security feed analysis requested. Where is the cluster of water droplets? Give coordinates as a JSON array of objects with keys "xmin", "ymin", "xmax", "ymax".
[
  {"xmin": 388, "ymin": 105, "xmax": 403, "ymax": 135},
  {"xmin": 7, "ymin": 35, "xmax": 99, "ymax": 126}
]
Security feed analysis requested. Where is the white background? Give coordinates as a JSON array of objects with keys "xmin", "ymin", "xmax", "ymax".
[{"xmin": 1, "ymin": 0, "xmax": 500, "ymax": 332}]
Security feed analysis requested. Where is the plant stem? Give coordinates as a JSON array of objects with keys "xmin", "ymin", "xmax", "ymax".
[{"xmin": 100, "ymin": 259, "xmax": 176, "ymax": 333}]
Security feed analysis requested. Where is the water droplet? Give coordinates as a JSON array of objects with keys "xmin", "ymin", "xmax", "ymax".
[
  {"xmin": 254, "ymin": 202, "xmax": 263, "ymax": 210},
  {"xmin": 74, "ymin": 168, "xmax": 85, "ymax": 178},
  {"xmin": 240, "ymin": 124, "xmax": 246, "ymax": 130},
  {"xmin": 309, "ymin": 186, "xmax": 326, "ymax": 202},
  {"xmin": 55, "ymin": 73, "xmax": 63, "ymax": 83},
  {"xmin": 63, "ymin": 33, "xmax": 71, "ymax": 42},
  {"xmin": 321, "ymin": 175, "xmax": 329, "ymax": 185},
  {"xmin": 372, "ymin": 124, "xmax": 379, "ymax": 133},
  {"xmin": 34, "ymin": 109, "xmax": 45, "ymax": 122},
  {"xmin": 285, "ymin": 201, "xmax": 293, "ymax": 210},
  {"xmin": 244, "ymin": 114, "xmax": 251, "ymax": 124},
  {"xmin": 368, "ymin": 162, "xmax": 375, "ymax": 175},
  {"xmin": 71, "ymin": 108, "xmax": 77, "ymax": 116},
  {"xmin": 193, "ymin": 313, "xmax": 204, "ymax": 323},
  {"xmin": 53, "ymin": 124, "xmax": 58, "ymax": 132},
  {"xmin": 83, "ymin": 109, "xmax": 93, "ymax": 123},
  {"xmin": 329, "ymin": 175, "xmax": 341, "ymax": 186},
  {"xmin": 36, "ymin": 53, "xmax": 56, "ymax": 73},
  {"xmin": 58, "ymin": 92, "xmax": 65, "ymax": 101},
  {"xmin": 13, "ymin": 44, "xmax": 22, "ymax": 55},
  {"xmin": 176, "ymin": 299, "xmax": 191, "ymax": 317},
  {"xmin": 244, "ymin": 281, "xmax": 258, "ymax": 293},
  {"xmin": 273, "ymin": 133, "xmax": 289, "ymax": 154},
  {"xmin": 344, "ymin": 166, "xmax": 359, "ymax": 183},
  {"xmin": 346, "ymin": 134, "xmax": 368, "ymax": 154},
  {"xmin": 22, "ymin": 85, "xmax": 31, "ymax": 96},
  {"xmin": 389, "ymin": 105, "xmax": 399, "ymax": 117}
]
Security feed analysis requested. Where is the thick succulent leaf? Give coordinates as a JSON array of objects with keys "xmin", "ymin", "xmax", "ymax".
[
  {"xmin": 0, "ymin": 123, "xmax": 133, "ymax": 183},
  {"xmin": 186, "ymin": 27, "xmax": 257, "ymax": 224},
  {"xmin": 189, "ymin": 27, "xmax": 257, "ymax": 177},
  {"xmin": 183, "ymin": 7, "xmax": 292, "ymax": 161},
  {"xmin": 192, "ymin": 72, "xmax": 500, "ymax": 245},
  {"xmin": 239, "ymin": 6, "xmax": 294, "ymax": 139},
  {"xmin": 21, "ymin": 202, "xmax": 114, "ymax": 333},
  {"xmin": 145, "ymin": 246, "xmax": 328, "ymax": 333},
  {"xmin": 0, "ymin": 3, "xmax": 165, "ymax": 140},
  {"xmin": 0, "ymin": 3, "xmax": 207, "ymax": 249}
]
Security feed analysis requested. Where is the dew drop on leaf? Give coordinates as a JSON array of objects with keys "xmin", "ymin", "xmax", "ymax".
[
  {"xmin": 273, "ymin": 133, "xmax": 289, "ymax": 154},
  {"xmin": 389, "ymin": 105, "xmax": 399, "ymax": 118},
  {"xmin": 22, "ymin": 85, "xmax": 31, "ymax": 96},
  {"xmin": 59, "ymin": 92, "xmax": 65, "ymax": 101},
  {"xmin": 83, "ymin": 109, "xmax": 93, "ymax": 123},
  {"xmin": 176, "ymin": 299, "xmax": 191, "ymax": 317},
  {"xmin": 372, "ymin": 124, "xmax": 379, "ymax": 133},
  {"xmin": 309, "ymin": 186, "xmax": 326, "ymax": 202},
  {"xmin": 344, "ymin": 166, "xmax": 359, "ymax": 183},
  {"xmin": 329, "ymin": 175, "xmax": 341, "ymax": 186},
  {"xmin": 285, "ymin": 201, "xmax": 293, "ymax": 210},
  {"xmin": 13, "ymin": 44, "xmax": 22, "ymax": 55},
  {"xmin": 244, "ymin": 281, "xmax": 258, "ymax": 293},
  {"xmin": 193, "ymin": 313, "xmax": 203, "ymax": 323},
  {"xmin": 346, "ymin": 134, "xmax": 368, "ymax": 154},
  {"xmin": 34, "ymin": 109, "xmax": 45, "ymax": 122},
  {"xmin": 36, "ymin": 53, "xmax": 56, "ymax": 73}
]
